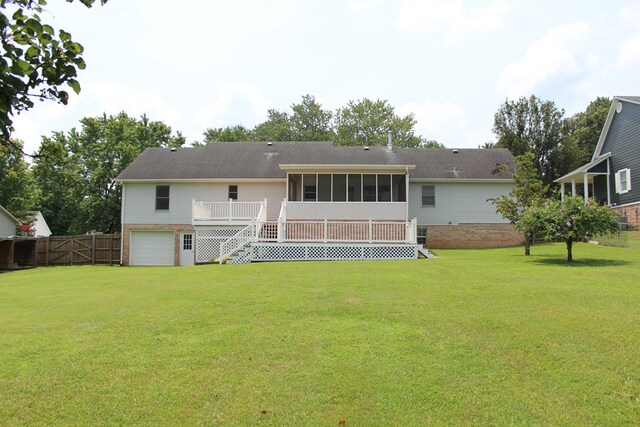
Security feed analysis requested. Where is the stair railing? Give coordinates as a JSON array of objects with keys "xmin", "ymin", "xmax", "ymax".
[{"xmin": 217, "ymin": 199, "xmax": 267, "ymax": 264}]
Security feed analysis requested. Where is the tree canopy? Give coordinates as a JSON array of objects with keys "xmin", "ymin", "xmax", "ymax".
[
  {"xmin": 0, "ymin": 139, "xmax": 38, "ymax": 216},
  {"xmin": 492, "ymin": 95, "xmax": 612, "ymax": 189},
  {"xmin": 32, "ymin": 112, "xmax": 184, "ymax": 234},
  {"xmin": 198, "ymin": 95, "xmax": 440, "ymax": 148},
  {"xmin": 493, "ymin": 95, "xmax": 569, "ymax": 188},
  {"xmin": 492, "ymin": 152, "xmax": 548, "ymax": 255},
  {"xmin": 518, "ymin": 196, "xmax": 619, "ymax": 262},
  {"xmin": 563, "ymin": 97, "xmax": 611, "ymax": 171},
  {"xmin": 0, "ymin": 0, "xmax": 107, "ymax": 148}
]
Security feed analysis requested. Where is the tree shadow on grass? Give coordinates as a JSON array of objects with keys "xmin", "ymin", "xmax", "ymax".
[{"xmin": 533, "ymin": 257, "xmax": 631, "ymax": 267}]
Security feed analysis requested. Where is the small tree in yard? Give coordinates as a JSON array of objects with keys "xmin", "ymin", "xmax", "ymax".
[
  {"xmin": 519, "ymin": 196, "xmax": 620, "ymax": 262},
  {"xmin": 492, "ymin": 152, "xmax": 548, "ymax": 255}
]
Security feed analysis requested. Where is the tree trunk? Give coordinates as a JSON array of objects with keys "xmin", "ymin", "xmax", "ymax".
[
  {"xmin": 566, "ymin": 238, "xmax": 573, "ymax": 262},
  {"xmin": 524, "ymin": 231, "xmax": 534, "ymax": 256}
]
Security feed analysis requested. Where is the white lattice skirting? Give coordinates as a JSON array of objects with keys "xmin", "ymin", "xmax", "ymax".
[
  {"xmin": 251, "ymin": 243, "xmax": 418, "ymax": 262},
  {"xmin": 196, "ymin": 226, "xmax": 245, "ymax": 263}
]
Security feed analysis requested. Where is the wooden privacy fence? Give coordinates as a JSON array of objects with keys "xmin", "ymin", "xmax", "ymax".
[{"xmin": 37, "ymin": 234, "xmax": 121, "ymax": 266}]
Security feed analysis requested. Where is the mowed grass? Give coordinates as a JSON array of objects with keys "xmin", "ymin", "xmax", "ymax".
[{"xmin": 1, "ymin": 242, "xmax": 639, "ymax": 425}]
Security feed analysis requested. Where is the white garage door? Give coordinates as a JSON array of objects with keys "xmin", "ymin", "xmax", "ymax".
[{"xmin": 130, "ymin": 231, "xmax": 175, "ymax": 266}]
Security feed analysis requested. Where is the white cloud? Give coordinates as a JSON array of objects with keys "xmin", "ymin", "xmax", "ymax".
[
  {"xmin": 12, "ymin": 82, "xmax": 186, "ymax": 153},
  {"xmin": 498, "ymin": 21, "xmax": 589, "ymax": 98},
  {"xmin": 399, "ymin": 99, "xmax": 467, "ymax": 145},
  {"xmin": 195, "ymin": 83, "xmax": 271, "ymax": 133},
  {"xmin": 615, "ymin": 2, "xmax": 640, "ymax": 68},
  {"xmin": 394, "ymin": 0, "xmax": 508, "ymax": 40}
]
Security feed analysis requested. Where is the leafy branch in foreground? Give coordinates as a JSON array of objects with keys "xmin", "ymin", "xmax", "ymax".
[{"xmin": 0, "ymin": 0, "xmax": 107, "ymax": 147}]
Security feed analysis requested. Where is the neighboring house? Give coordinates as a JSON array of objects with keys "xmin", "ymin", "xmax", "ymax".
[
  {"xmin": 27, "ymin": 211, "xmax": 52, "ymax": 237},
  {"xmin": 116, "ymin": 141, "xmax": 520, "ymax": 266},
  {"xmin": 555, "ymin": 96, "xmax": 640, "ymax": 227},
  {"xmin": 0, "ymin": 205, "xmax": 20, "ymax": 237}
]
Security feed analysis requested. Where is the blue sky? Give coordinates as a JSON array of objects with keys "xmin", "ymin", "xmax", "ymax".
[{"xmin": 13, "ymin": 0, "xmax": 640, "ymax": 153}]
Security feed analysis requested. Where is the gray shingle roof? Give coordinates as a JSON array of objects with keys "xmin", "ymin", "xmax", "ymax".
[{"xmin": 116, "ymin": 142, "xmax": 515, "ymax": 180}]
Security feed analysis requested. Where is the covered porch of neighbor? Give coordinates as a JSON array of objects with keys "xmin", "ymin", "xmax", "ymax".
[{"xmin": 555, "ymin": 153, "xmax": 611, "ymax": 204}]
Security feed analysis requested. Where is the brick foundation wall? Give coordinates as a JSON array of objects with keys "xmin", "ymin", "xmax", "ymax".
[
  {"xmin": 614, "ymin": 202, "xmax": 640, "ymax": 228},
  {"xmin": 122, "ymin": 224, "xmax": 195, "ymax": 266},
  {"xmin": 422, "ymin": 223, "xmax": 523, "ymax": 249}
]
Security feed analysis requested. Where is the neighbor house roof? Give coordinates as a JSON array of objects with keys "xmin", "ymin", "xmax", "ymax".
[
  {"xmin": 116, "ymin": 142, "xmax": 515, "ymax": 181},
  {"xmin": 0, "ymin": 204, "xmax": 20, "ymax": 225},
  {"xmin": 617, "ymin": 96, "xmax": 640, "ymax": 105},
  {"xmin": 592, "ymin": 96, "xmax": 640, "ymax": 161}
]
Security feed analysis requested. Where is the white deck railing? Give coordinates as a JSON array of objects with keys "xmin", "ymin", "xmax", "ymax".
[
  {"xmin": 217, "ymin": 202, "xmax": 267, "ymax": 263},
  {"xmin": 285, "ymin": 201, "xmax": 407, "ymax": 221},
  {"xmin": 193, "ymin": 199, "xmax": 266, "ymax": 223},
  {"xmin": 272, "ymin": 219, "xmax": 417, "ymax": 244}
]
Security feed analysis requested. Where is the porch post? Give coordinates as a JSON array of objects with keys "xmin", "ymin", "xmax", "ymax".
[
  {"xmin": 405, "ymin": 169, "xmax": 409, "ymax": 220},
  {"xmin": 571, "ymin": 180, "xmax": 576, "ymax": 196},
  {"xmin": 323, "ymin": 219, "xmax": 328, "ymax": 243},
  {"xmin": 228, "ymin": 198, "xmax": 233, "ymax": 221},
  {"xmin": 606, "ymin": 159, "xmax": 611, "ymax": 205},
  {"xmin": 560, "ymin": 183, "xmax": 565, "ymax": 201},
  {"xmin": 583, "ymin": 173, "xmax": 589, "ymax": 200}
]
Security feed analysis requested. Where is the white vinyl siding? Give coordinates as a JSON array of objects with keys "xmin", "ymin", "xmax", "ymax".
[
  {"xmin": 409, "ymin": 181, "xmax": 513, "ymax": 225},
  {"xmin": 130, "ymin": 231, "xmax": 174, "ymax": 266},
  {"xmin": 123, "ymin": 181, "xmax": 286, "ymax": 224},
  {"xmin": 615, "ymin": 168, "xmax": 631, "ymax": 194},
  {"xmin": 0, "ymin": 212, "xmax": 16, "ymax": 237}
]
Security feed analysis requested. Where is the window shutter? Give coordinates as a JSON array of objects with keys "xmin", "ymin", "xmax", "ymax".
[
  {"xmin": 626, "ymin": 169, "xmax": 632, "ymax": 191},
  {"xmin": 615, "ymin": 171, "xmax": 622, "ymax": 193}
]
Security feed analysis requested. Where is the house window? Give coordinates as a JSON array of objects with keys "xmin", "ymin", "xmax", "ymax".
[
  {"xmin": 363, "ymin": 174, "xmax": 377, "ymax": 202},
  {"xmin": 155, "ymin": 185, "xmax": 170, "ymax": 210},
  {"xmin": 417, "ymin": 228, "xmax": 427, "ymax": 245},
  {"xmin": 615, "ymin": 169, "xmax": 631, "ymax": 194},
  {"xmin": 228, "ymin": 185, "xmax": 238, "ymax": 200},
  {"xmin": 421, "ymin": 185, "xmax": 435, "ymax": 207},
  {"xmin": 183, "ymin": 234, "xmax": 193, "ymax": 250},
  {"xmin": 318, "ymin": 174, "xmax": 332, "ymax": 202},
  {"xmin": 377, "ymin": 174, "xmax": 391, "ymax": 202},
  {"xmin": 348, "ymin": 174, "xmax": 362, "ymax": 202}
]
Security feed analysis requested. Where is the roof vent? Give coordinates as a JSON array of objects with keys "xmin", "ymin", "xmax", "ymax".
[
  {"xmin": 452, "ymin": 149, "xmax": 459, "ymax": 154},
  {"xmin": 364, "ymin": 146, "xmax": 370, "ymax": 151},
  {"xmin": 170, "ymin": 147, "xmax": 177, "ymax": 152},
  {"xmin": 267, "ymin": 141, "xmax": 273, "ymax": 146}
]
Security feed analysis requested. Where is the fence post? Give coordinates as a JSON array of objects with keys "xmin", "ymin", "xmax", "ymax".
[
  {"xmin": 91, "ymin": 234, "xmax": 96, "ymax": 265},
  {"xmin": 109, "ymin": 235, "xmax": 114, "ymax": 265},
  {"xmin": 368, "ymin": 220, "xmax": 373, "ymax": 243},
  {"xmin": 45, "ymin": 237, "xmax": 50, "ymax": 267}
]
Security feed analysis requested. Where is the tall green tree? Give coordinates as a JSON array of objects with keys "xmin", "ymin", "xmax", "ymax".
[
  {"xmin": 0, "ymin": 139, "xmax": 38, "ymax": 216},
  {"xmin": 421, "ymin": 140, "xmax": 445, "ymax": 148},
  {"xmin": 252, "ymin": 109, "xmax": 293, "ymax": 141},
  {"xmin": 289, "ymin": 95, "xmax": 334, "ymax": 141},
  {"xmin": 518, "ymin": 196, "xmax": 619, "ymax": 262},
  {"xmin": 493, "ymin": 95, "xmax": 569, "ymax": 187},
  {"xmin": 32, "ymin": 113, "xmax": 185, "ymax": 234},
  {"xmin": 31, "ymin": 132, "xmax": 84, "ymax": 234},
  {"xmin": 196, "ymin": 125, "xmax": 252, "ymax": 146},
  {"xmin": 492, "ymin": 152, "xmax": 548, "ymax": 256},
  {"xmin": 334, "ymin": 98, "xmax": 422, "ymax": 147},
  {"xmin": 564, "ymin": 97, "xmax": 611, "ymax": 170},
  {"xmin": 0, "ymin": 0, "xmax": 107, "ymax": 147}
]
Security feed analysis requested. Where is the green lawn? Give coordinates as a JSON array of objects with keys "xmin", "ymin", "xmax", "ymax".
[{"xmin": 1, "ymin": 243, "xmax": 639, "ymax": 425}]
